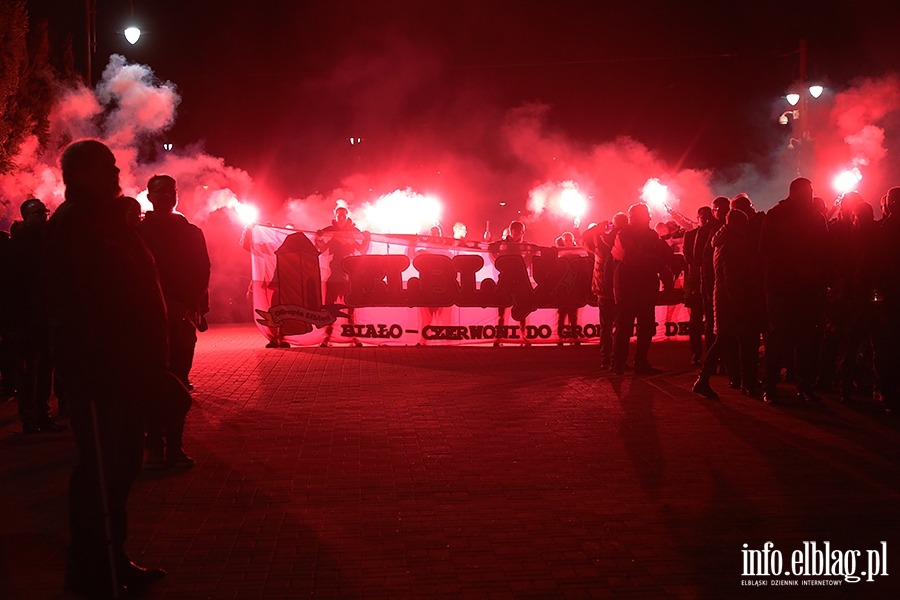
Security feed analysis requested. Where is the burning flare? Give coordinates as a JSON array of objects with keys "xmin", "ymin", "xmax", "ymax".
[
  {"xmin": 641, "ymin": 178, "xmax": 669, "ymax": 215},
  {"xmin": 360, "ymin": 188, "xmax": 442, "ymax": 234},
  {"xmin": 833, "ymin": 168, "xmax": 863, "ymax": 194}
]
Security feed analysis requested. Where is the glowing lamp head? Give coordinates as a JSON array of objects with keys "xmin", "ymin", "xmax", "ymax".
[
  {"xmin": 124, "ymin": 27, "xmax": 141, "ymax": 45},
  {"xmin": 234, "ymin": 203, "xmax": 259, "ymax": 226},
  {"xmin": 809, "ymin": 85, "xmax": 824, "ymax": 98},
  {"xmin": 833, "ymin": 169, "xmax": 862, "ymax": 194},
  {"xmin": 786, "ymin": 93, "xmax": 800, "ymax": 106}
]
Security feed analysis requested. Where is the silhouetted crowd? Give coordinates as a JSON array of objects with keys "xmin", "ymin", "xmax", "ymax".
[
  {"xmin": 0, "ymin": 140, "xmax": 209, "ymax": 599},
  {"xmin": 582, "ymin": 177, "xmax": 900, "ymax": 414}
]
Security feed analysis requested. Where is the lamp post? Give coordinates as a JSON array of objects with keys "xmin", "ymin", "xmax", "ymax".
[
  {"xmin": 85, "ymin": 0, "xmax": 142, "ymax": 83},
  {"xmin": 781, "ymin": 39, "xmax": 825, "ymax": 176}
]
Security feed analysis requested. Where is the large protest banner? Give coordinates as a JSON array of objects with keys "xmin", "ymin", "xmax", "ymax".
[{"xmin": 245, "ymin": 224, "xmax": 689, "ymax": 347}]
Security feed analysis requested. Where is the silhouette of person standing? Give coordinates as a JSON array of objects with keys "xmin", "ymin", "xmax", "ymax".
[
  {"xmin": 139, "ymin": 175, "xmax": 210, "ymax": 469},
  {"xmin": 6, "ymin": 199, "xmax": 68, "ymax": 433},
  {"xmin": 611, "ymin": 203, "xmax": 673, "ymax": 375},
  {"xmin": 315, "ymin": 204, "xmax": 370, "ymax": 347},
  {"xmin": 488, "ymin": 221, "xmax": 535, "ymax": 346},
  {"xmin": 759, "ymin": 177, "xmax": 829, "ymax": 404},
  {"xmin": 555, "ymin": 231, "xmax": 580, "ymax": 345},
  {"xmin": 42, "ymin": 140, "xmax": 168, "ymax": 597}
]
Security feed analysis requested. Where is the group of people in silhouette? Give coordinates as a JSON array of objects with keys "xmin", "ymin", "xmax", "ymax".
[
  {"xmin": 1, "ymin": 140, "xmax": 209, "ymax": 598},
  {"xmin": 582, "ymin": 177, "xmax": 899, "ymax": 413}
]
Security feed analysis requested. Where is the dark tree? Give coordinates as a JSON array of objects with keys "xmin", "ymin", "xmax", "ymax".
[{"xmin": 0, "ymin": 0, "xmax": 56, "ymax": 175}]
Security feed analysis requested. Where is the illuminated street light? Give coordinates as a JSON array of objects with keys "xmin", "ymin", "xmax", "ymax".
[
  {"xmin": 124, "ymin": 26, "xmax": 141, "ymax": 44},
  {"xmin": 781, "ymin": 39, "xmax": 827, "ymax": 176},
  {"xmin": 86, "ymin": 0, "xmax": 143, "ymax": 82}
]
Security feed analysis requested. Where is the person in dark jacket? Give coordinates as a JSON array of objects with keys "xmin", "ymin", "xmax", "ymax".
[
  {"xmin": 139, "ymin": 175, "xmax": 210, "ymax": 469},
  {"xmin": 43, "ymin": 139, "xmax": 168, "ymax": 598},
  {"xmin": 582, "ymin": 213, "xmax": 627, "ymax": 368},
  {"xmin": 0, "ymin": 229, "xmax": 14, "ymax": 400},
  {"xmin": 692, "ymin": 209, "xmax": 763, "ymax": 398},
  {"xmin": 759, "ymin": 177, "xmax": 829, "ymax": 404},
  {"xmin": 872, "ymin": 187, "xmax": 900, "ymax": 413},
  {"xmin": 6, "ymin": 199, "xmax": 68, "ymax": 433},
  {"xmin": 611, "ymin": 203, "xmax": 673, "ymax": 375},
  {"xmin": 315, "ymin": 204, "xmax": 370, "ymax": 347},
  {"xmin": 689, "ymin": 206, "xmax": 721, "ymax": 362}
]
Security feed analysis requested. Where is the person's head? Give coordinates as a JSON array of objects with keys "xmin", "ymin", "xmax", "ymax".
[
  {"xmin": 813, "ymin": 196, "xmax": 827, "ymax": 216},
  {"xmin": 147, "ymin": 175, "xmax": 177, "ymax": 213},
  {"xmin": 20, "ymin": 198, "xmax": 49, "ymax": 228},
  {"xmin": 886, "ymin": 186, "xmax": 900, "ymax": 217},
  {"xmin": 725, "ymin": 207, "xmax": 749, "ymax": 231},
  {"xmin": 853, "ymin": 201, "xmax": 874, "ymax": 227},
  {"xmin": 627, "ymin": 203, "xmax": 651, "ymax": 228},
  {"xmin": 560, "ymin": 231, "xmax": 575, "ymax": 246},
  {"xmin": 334, "ymin": 205, "xmax": 349, "ymax": 226},
  {"xmin": 60, "ymin": 139, "xmax": 121, "ymax": 203},
  {"xmin": 697, "ymin": 206, "xmax": 714, "ymax": 226},
  {"xmin": 731, "ymin": 194, "xmax": 753, "ymax": 216},
  {"xmin": 840, "ymin": 191, "xmax": 863, "ymax": 219},
  {"xmin": 508, "ymin": 220, "xmax": 525, "ymax": 241},
  {"xmin": 116, "ymin": 196, "xmax": 142, "ymax": 227},
  {"xmin": 612, "ymin": 212, "xmax": 629, "ymax": 229},
  {"xmin": 655, "ymin": 222, "xmax": 669, "ymax": 237},
  {"xmin": 712, "ymin": 196, "xmax": 730, "ymax": 223},
  {"xmin": 429, "ymin": 225, "xmax": 442, "ymax": 237},
  {"xmin": 665, "ymin": 220, "xmax": 679, "ymax": 234},
  {"xmin": 788, "ymin": 177, "xmax": 814, "ymax": 205},
  {"xmin": 453, "ymin": 222, "xmax": 467, "ymax": 239}
]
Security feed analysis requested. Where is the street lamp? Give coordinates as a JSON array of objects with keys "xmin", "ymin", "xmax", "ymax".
[
  {"xmin": 780, "ymin": 40, "xmax": 826, "ymax": 175},
  {"xmin": 124, "ymin": 26, "xmax": 141, "ymax": 45},
  {"xmin": 86, "ymin": 0, "xmax": 142, "ymax": 83}
]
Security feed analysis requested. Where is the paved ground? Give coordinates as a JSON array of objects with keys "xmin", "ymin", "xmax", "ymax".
[{"xmin": 2, "ymin": 324, "xmax": 899, "ymax": 599}]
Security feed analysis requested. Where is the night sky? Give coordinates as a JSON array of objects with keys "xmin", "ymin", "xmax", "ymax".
[{"xmin": 23, "ymin": 0, "xmax": 900, "ymax": 231}]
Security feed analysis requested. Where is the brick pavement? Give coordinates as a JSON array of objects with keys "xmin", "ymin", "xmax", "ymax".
[{"xmin": 2, "ymin": 324, "xmax": 899, "ymax": 598}]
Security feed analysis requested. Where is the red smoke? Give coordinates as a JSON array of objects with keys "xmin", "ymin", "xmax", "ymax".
[{"xmin": 813, "ymin": 74, "xmax": 900, "ymax": 206}]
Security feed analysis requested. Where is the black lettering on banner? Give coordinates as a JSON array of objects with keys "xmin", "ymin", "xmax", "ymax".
[
  {"xmin": 665, "ymin": 322, "xmax": 678, "ymax": 336},
  {"xmin": 389, "ymin": 324, "xmax": 403, "ymax": 338}
]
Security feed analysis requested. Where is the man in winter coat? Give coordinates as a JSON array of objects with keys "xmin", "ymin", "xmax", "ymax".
[
  {"xmin": 44, "ymin": 139, "xmax": 168, "ymax": 598},
  {"xmin": 611, "ymin": 203, "xmax": 673, "ymax": 375},
  {"xmin": 139, "ymin": 175, "xmax": 210, "ymax": 469},
  {"xmin": 759, "ymin": 177, "xmax": 829, "ymax": 404}
]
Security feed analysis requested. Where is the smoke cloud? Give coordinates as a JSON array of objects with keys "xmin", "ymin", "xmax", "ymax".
[
  {"xmin": 4, "ymin": 48, "xmax": 900, "ymax": 323},
  {"xmin": 0, "ymin": 55, "xmax": 259, "ymax": 321}
]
